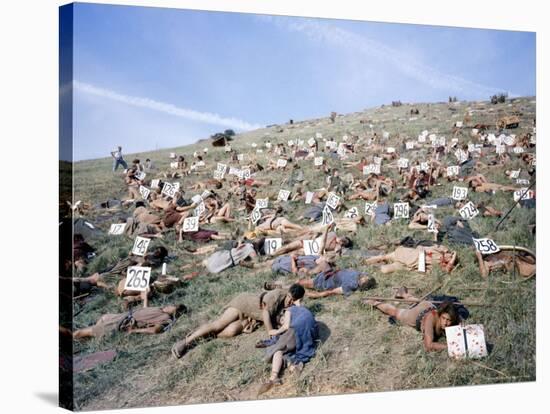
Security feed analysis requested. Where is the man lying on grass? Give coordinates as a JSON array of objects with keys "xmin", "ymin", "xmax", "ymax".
[
  {"xmin": 171, "ymin": 285, "xmax": 301, "ymax": 359},
  {"xmin": 73, "ymin": 290, "xmax": 186, "ymax": 339},
  {"xmin": 265, "ymin": 269, "xmax": 376, "ymax": 299},
  {"xmin": 364, "ymin": 287, "xmax": 460, "ymax": 352}
]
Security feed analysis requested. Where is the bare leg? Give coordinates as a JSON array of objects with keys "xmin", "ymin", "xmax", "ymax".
[{"xmin": 380, "ymin": 262, "xmax": 405, "ymax": 274}]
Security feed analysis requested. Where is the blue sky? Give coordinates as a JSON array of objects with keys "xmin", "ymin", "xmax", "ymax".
[{"xmin": 69, "ymin": 3, "xmax": 536, "ymax": 160}]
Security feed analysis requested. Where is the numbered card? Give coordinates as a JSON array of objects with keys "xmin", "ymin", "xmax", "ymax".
[
  {"xmin": 406, "ymin": 141, "xmax": 415, "ymax": 150},
  {"xmin": 201, "ymin": 190, "xmax": 211, "ymax": 199},
  {"xmin": 429, "ymin": 133, "xmax": 437, "ymax": 142},
  {"xmin": 344, "ymin": 206, "xmax": 359, "ymax": 219},
  {"xmin": 169, "ymin": 152, "xmax": 176, "ymax": 159},
  {"xmin": 513, "ymin": 147, "xmax": 524, "ymax": 154},
  {"xmin": 217, "ymin": 163, "xmax": 227, "ymax": 173},
  {"xmin": 191, "ymin": 194, "xmax": 203, "ymax": 204},
  {"xmin": 237, "ymin": 153, "xmax": 244, "ymax": 161},
  {"xmin": 471, "ymin": 128, "xmax": 479, "ymax": 136},
  {"xmin": 452, "ymin": 186, "xmax": 468, "ymax": 201},
  {"xmin": 139, "ymin": 185, "xmax": 150, "ymax": 200},
  {"xmin": 455, "ymin": 121, "xmax": 463, "ymax": 128},
  {"xmin": 135, "ymin": 171, "xmax": 146, "ymax": 181},
  {"xmin": 383, "ymin": 131, "xmax": 390, "ymax": 139},
  {"xmin": 373, "ymin": 156, "xmax": 382, "ymax": 165},
  {"xmin": 418, "ymin": 135, "xmax": 426, "ymax": 143},
  {"xmin": 132, "ymin": 236, "xmax": 151, "ymax": 257},
  {"xmin": 446, "ymin": 324, "xmax": 488, "ymax": 359},
  {"xmin": 182, "ymin": 217, "xmax": 199, "ymax": 232},
  {"xmin": 321, "ymin": 205, "xmax": 334, "ymax": 226},
  {"xmin": 124, "ymin": 266, "xmax": 152, "ymax": 292},
  {"xmin": 264, "ymin": 238, "xmax": 282, "ymax": 256},
  {"xmin": 386, "ymin": 147, "xmax": 395, "ymax": 153},
  {"xmin": 251, "ymin": 143, "xmax": 257, "ymax": 148},
  {"xmin": 242, "ymin": 168, "xmax": 251, "ymax": 179},
  {"xmin": 228, "ymin": 166, "xmax": 239, "ymax": 176},
  {"xmin": 418, "ymin": 250, "xmax": 426, "ymax": 272},
  {"xmin": 108, "ymin": 223, "xmax": 126, "ymax": 235},
  {"xmin": 397, "ymin": 158, "xmax": 409, "ymax": 169},
  {"xmin": 305, "ymin": 191, "xmax": 314, "ymax": 204},
  {"xmin": 468, "ymin": 143, "xmax": 475, "ymax": 153},
  {"xmin": 495, "ymin": 145, "xmax": 506, "ymax": 155},
  {"xmin": 303, "ymin": 239, "xmax": 322, "ymax": 256},
  {"xmin": 308, "ymin": 137, "xmax": 316, "ymax": 146},
  {"xmin": 213, "ymin": 170, "xmax": 225, "ymax": 180},
  {"xmin": 503, "ymin": 135, "xmax": 515, "ymax": 146},
  {"xmin": 256, "ymin": 149, "xmax": 263, "ymax": 153},
  {"xmin": 455, "ymin": 149, "xmax": 468, "ymax": 163},
  {"xmin": 363, "ymin": 164, "xmax": 380, "ymax": 175},
  {"xmin": 326, "ymin": 193, "xmax": 341, "ymax": 210},
  {"xmin": 277, "ymin": 159, "xmax": 288, "ymax": 168},
  {"xmin": 513, "ymin": 188, "xmax": 534, "ymax": 202},
  {"xmin": 516, "ymin": 178, "xmax": 530, "ymax": 185},
  {"xmin": 393, "ymin": 202, "xmax": 410, "ymax": 219},
  {"xmin": 531, "ymin": 156, "xmax": 536, "ymax": 166},
  {"xmin": 150, "ymin": 179, "xmax": 160, "ymax": 189},
  {"xmin": 265, "ymin": 142, "xmax": 272, "ymax": 149},
  {"xmin": 277, "ymin": 189, "xmax": 290, "ymax": 201},
  {"xmin": 194, "ymin": 201, "xmax": 206, "ymax": 217},
  {"xmin": 459, "ymin": 201, "xmax": 479, "ymax": 220},
  {"xmin": 419, "ymin": 161, "xmax": 430, "ymax": 172},
  {"xmin": 473, "ymin": 238, "xmax": 500, "ymax": 255},
  {"xmin": 315, "ymin": 132, "xmax": 323, "ymax": 139},
  {"xmin": 297, "ymin": 139, "xmax": 304, "ymax": 146},
  {"xmin": 447, "ymin": 165, "xmax": 460, "ymax": 176},
  {"xmin": 509, "ymin": 170, "xmax": 520, "ymax": 179},
  {"xmin": 161, "ymin": 182, "xmax": 178, "ymax": 198},
  {"xmin": 250, "ymin": 207, "xmax": 262, "ymax": 225},
  {"xmin": 427, "ymin": 214, "xmax": 437, "ymax": 233},
  {"xmin": 365, "ymin": 202, "xmax": 377, "ymax": 217},
  {"xmin": 170, "ymin": 162, "xmax": 179, "ymax": 169},
  {"xmin": 314, "ymin": 156, "xmax": 324, "ymax": 166},
  {"xmin": 256, "ymin": 198, "xmax": 269, "ymax": 209}
]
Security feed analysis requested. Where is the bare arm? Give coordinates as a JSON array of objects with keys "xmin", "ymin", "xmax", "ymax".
[
  {"xmin": 422, "ymin": 314, "xmax": 447, "ymax": 352},
  {"xmin": 306, "ymin": 287, "xmax": 344, "ymax": 299},
  {"xmin": 268, "ymin": 310, "xmax": 291, "ymax": 336}
]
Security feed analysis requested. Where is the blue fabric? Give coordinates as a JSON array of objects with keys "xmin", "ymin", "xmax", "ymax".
[
  {"xmin": 374, "ymin": 203, "xmax": 391, "ymax": 225},
  {"xmin": 427, "ymin": 197, "xmax": 454, "ymax": 207},
  {"xmin": 287, "ymin": 306, "xmax": 318, "ymax": 364},
  {"xmin": 113, "ymin": 158, "xmax": 128, "ymax": 171},
  {"xmin": 304, "ymin": 202, "xmax": 326, "ymax": 222},
  {"xmin": 313, "ymin": 269, "xmax": 361, "ymax": 296},
  {"xmin": 272, "ymin": 255, "xmax": 319, "ymax": 274}
]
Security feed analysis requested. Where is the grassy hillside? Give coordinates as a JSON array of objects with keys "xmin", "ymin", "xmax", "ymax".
[{"xmin": 71, "ymin": 97, "xmax": 536, "ymax": 410}]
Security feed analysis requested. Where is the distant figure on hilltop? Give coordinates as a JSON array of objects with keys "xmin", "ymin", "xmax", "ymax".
[{"xmin": 111, "ymin": 146, "xmax": 128, "ymax": 172}]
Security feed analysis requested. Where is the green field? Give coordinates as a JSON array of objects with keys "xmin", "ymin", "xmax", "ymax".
[{"xmin": 70, "ymin": 97, "xmax": 536, "ymax": 410}]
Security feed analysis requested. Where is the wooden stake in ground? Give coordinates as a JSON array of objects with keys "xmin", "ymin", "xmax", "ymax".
[{"xmin": 362, "ymin": 296, "xmax": 484, "ymax": 306}]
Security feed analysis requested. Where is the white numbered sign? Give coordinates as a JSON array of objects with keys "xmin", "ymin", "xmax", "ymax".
[
  {"xmin": 344, "ymin": 207, "xmax": 359, "ymax": 219},
  {"xmin": 256, "ymin": 198, "xmax": 269, "ymax": 209},
  {"xmin": 277, "ymin": 189, "xmax": 290, "ymax": 201},
  {"xmin": 134, "ymin": 170, "xmax": 146, "ymax": 181},
  {"xmin": 161, "ymin": 182, "xmax": 178, "ymax": 198},
  {"xmin": 386, "ymin": 147, "xmax": 395, "ymax": 154},
  {"xmin": 326, "ymin": 193, "xmax": 341, "ymax": 210},
  {"xmin": 427, "ymin": 214, "xmax": 437, "ymax": 233},
  {"xmin": 213, "ymin": 170, "xmax": 225, "ymax": 180},
  {"xmin": 109, "ymin": 223, "xmax": 126, "ymax": 235},
  {"xmin": 447, "ymin": 166, "xmax": 460, "ymax": 176},
  {"xmin": 513, "ymin": 147, "xmax": 524, "ymax": 154},
  {"xmin": 132, "ymin": 236, "xmax": 151, "ymax": 257},
  {"xmin": 517, "ymin": 179, "xmax": 530, "ymax": 185},
  {"xmin": 459, "ymin": 201, "xmax": 479, "ymax": 220},
  {"xmin": 398, "ymin": 158, "xmax": 409, "ymax": 169},
  {"xmin": 308, "ymin": 137, "xmax": 316, "ymax": 146},
  {"xmin": 314, "ymin": 157, "xmax": 324, "ymax": 166},
  {"xmin": 250, "ymin": 207, "xmax": 262, "ymax": 225},
  {"xmin": 228, "ymin": 166, "xmax": 239, "ymax": 176},
  {"xmin": 495, "ymin": 145, "xmax": 506, "ymax": 155},
  {"xmin": 419, "ymin": 162, "xmax": 430, "ymax": 172},
  {"xmin": 452, "ymin": 186, "xmax": 468, "ymax": 201},
  {"xmin": 277, "ymin": 159, "xmax": 288, "ymax": 168},
  {"xmin": 305, "ymin": 191, "xmax": 314, "ymax": 204},
  {"xmin": 150, "ymin": 179, "xmax": 160, "ymax": 189},
  {"xmin": 513, "ymin": 188, "xmax": 534, "ymax": 202},
  {"xmin": 169, "ymin": 152, "xmax": 176, "ymax": 159},
  {"xmin": 373, "ymin": 157, "xmax": 382, "ymax": 165},
  {"xmin": 472, "ymin": 238, "xmax": 500, "ymax": 255},
  {"xmin": 406, "ymin": 141, "xmax": 415, "ymax": 150},
  {"xmin": 124, "ymin": 266, "xmax": 152, "ymax": 292},
  {"xmin": 194, "ymin": 201, "xmax": 206, "ymax": 217},
  {"xmin": 315, "ymin": 132, "xmax": 323, "ymax": 139},
  {"xmin": 418, "ymin": 135, "xmax": 426, "ymax": 143},
  {"xmin": 446, "ymin": 324, "xmax": 487, "ymax": 359},
  {"xmin": 191, "ymin": 195, "xmax": 203, "ymax": 204},
  {"xmin": 303, "ymin": 239, "xmax": 321, "ymax": 256},
  {"xmin": 321, "ymin": 205, "xmax": 334, "ymax": 226},
  {"xmin": 365, "ymin": 202, "xmax": 377, "ymax": 217},
  {"xmin": 183, "ymin": 217, "xmax": 199, "ymax": 232},
  {"xmin": 264, "ymin": 238, "xmax": 282, "ymax": 255},
  {"xmin": 201, "ymin": 190, "xmax": 211, "ymax": 199},
  {"xmin": 242, "ymin": 168, "xmax": 251, "ymax": 179},
  {"xmin": 139, "ymin": 185, "xmax": 150, "ymax": 200},
  {"xmin": 170, "ymin": 162, "xmax": 179, "ymax": 169},
  {"xmin": 256, "ymin": 149, "xmax": 263, "ymax": 153},
  {"xmin": 394, "ymin": 202, "xmax": 410, "ymax": 219},
  {"xmin": 237, "ymin": 153, "xmax": 244, "ymax": 161},
  {"xmin": 455, "ymin": 149, "xmax": 468, "ymax": 163},
  {"xmin": 251, "ymin": 143, "xmax": 257, "ymax": 148},
  {"xmin": 217, "ymin": 163, "xmax": 227, "ymax": 173},
  {"xmin": 510, "ymin": 170, "xmax": 520, "ymax": 179},
  {"xmin": 363, "ymin": 164, "xmax": 380, "ymax": 175}
]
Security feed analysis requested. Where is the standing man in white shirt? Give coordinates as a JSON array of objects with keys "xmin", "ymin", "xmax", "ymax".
[{"xmin": 111, "ymin": 146, "xmax": 128, "ymax": 172}]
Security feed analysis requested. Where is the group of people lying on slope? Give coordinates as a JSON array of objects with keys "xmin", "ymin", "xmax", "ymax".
[{"xmin": 70, "ymin": 124, "xmax": 535, "ymax": 394}]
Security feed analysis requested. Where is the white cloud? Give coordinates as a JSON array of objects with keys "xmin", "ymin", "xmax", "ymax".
[
  {"xmin": 263, "ymin": 16, "xmax": 511, "ymax": 97},
  {"xmin": 73, "ymin": 81, "xmax": 263, "ymax": 131}
]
